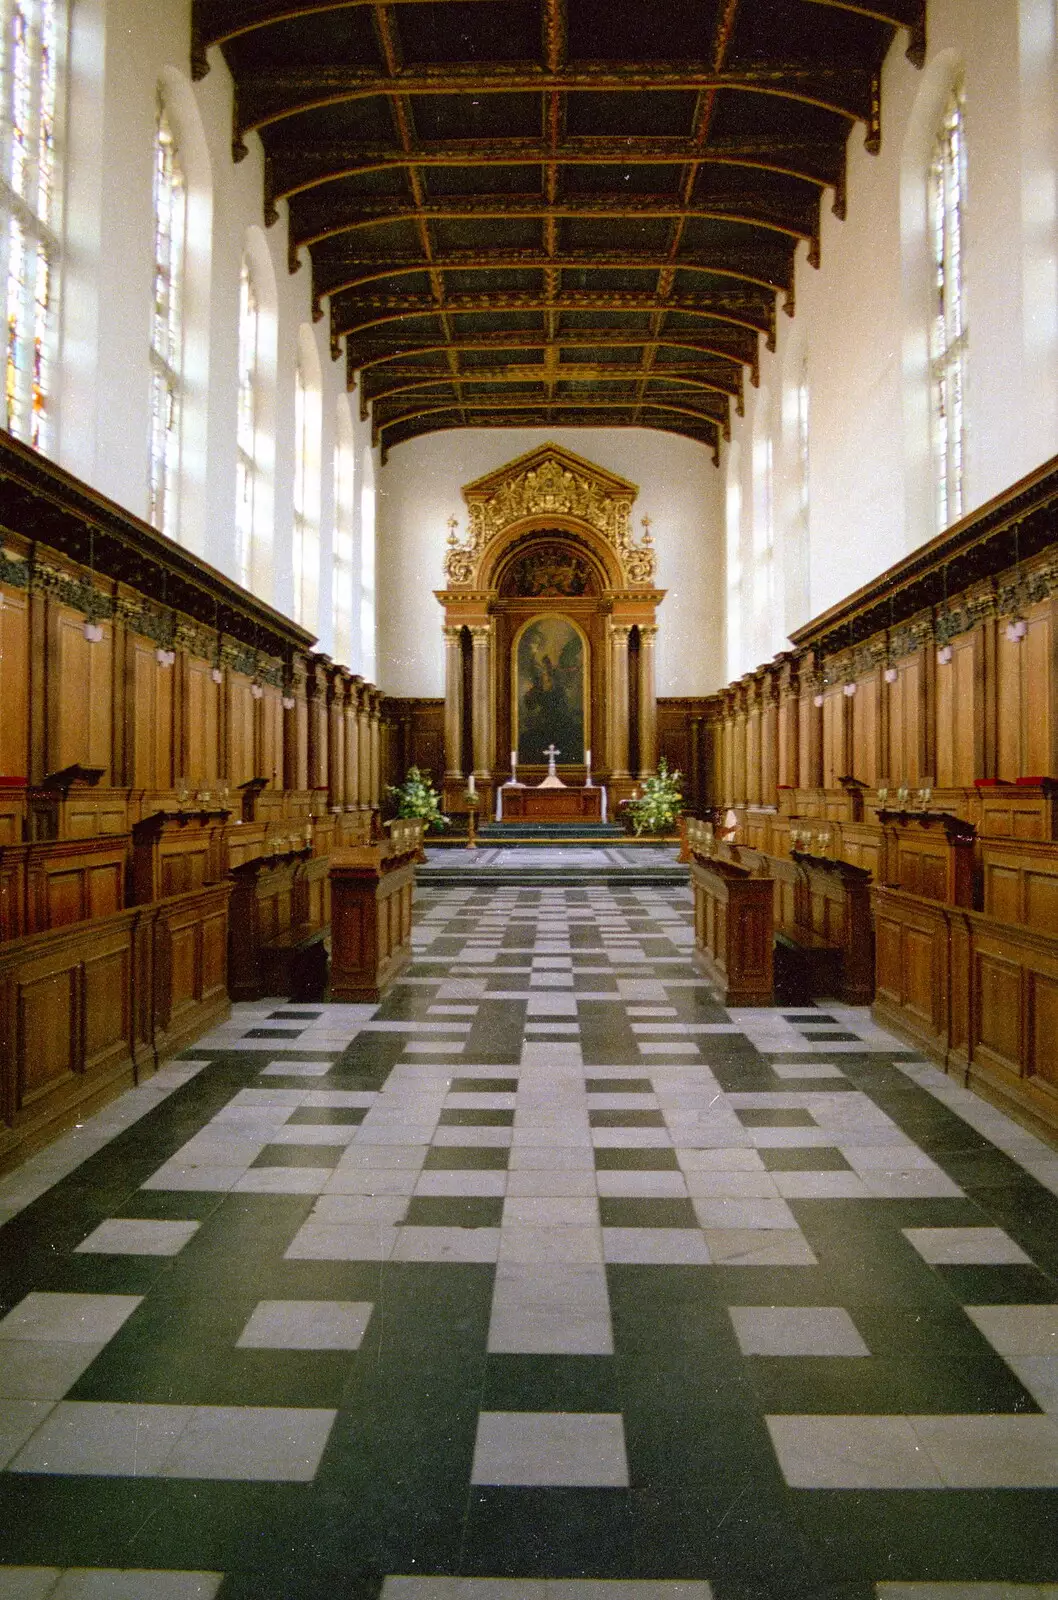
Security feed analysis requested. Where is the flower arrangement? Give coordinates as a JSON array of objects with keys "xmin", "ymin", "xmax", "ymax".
[
  {"xmin": 387, "ymin": 766, "xmax": 450, "ymax": 832},
  {"xmin": 625, "ymin": 757, "xmax": 683, "ymax": 836}
]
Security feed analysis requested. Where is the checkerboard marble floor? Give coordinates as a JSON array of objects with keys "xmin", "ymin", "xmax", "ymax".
[{"xmin": 2, "ymin": 878, "xmax": 1058, "ymax": 1598}]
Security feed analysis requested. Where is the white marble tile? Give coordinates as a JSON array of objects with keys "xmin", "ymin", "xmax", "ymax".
[
  {"xmin": 237, "ymin": 1300, "xmax": 374, "ymax": 1350},
  {"xmin": 471, "ymin": 1411, "xmax": 628, "ymax": 1487},
  {"xmin": 903, "ymin": 1227, "xmax": 1032, "ymax": 1266},
  {"xmin": 601, "ymin": 1229, "xmax": 711, "ymax": 1265},
  {"xmin": 391, "ymin": 1227, "xmax": 501, "ymax": 1262},
  {"xmin": 0, "ymin": 1295, "xmax": 142, "ymax": 1346},
  {"xmin": 964, "ymin": 1305, "xmax": 1058, "ymax": 1356},
  {"xmin": 729, "ymin": 1305, "xmax": 869, "ymax": 1356},
  {"xmin": 74, "ymin": 1220, "xmax": 199, "ymax": 1256},
  {"xmin": 766, "ymin": 1414, "xmax": 944, "ymax": 1489}
]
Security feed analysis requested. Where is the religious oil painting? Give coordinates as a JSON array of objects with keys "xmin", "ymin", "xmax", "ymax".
[{"xmin": 515, "ymin": 614, "xmax": 587, "ymax": 765}]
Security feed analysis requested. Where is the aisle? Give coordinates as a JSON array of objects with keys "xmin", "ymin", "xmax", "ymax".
[{"xmin": 1, "ymin": 879, "xmax": 1057, "ymax": 1598}]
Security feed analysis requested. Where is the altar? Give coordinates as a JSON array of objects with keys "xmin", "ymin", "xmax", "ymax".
[{"xmin": 501, "ymin": 786, "xmax": 603, "ymax": 822}]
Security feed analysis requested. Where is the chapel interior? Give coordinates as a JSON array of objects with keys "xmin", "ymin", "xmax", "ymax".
[{"xmin": 1, "ymin": 0, "xmax": 1058, "ymax": 1595}]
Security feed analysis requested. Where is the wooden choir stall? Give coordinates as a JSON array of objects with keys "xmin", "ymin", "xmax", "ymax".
[
  {"xmin": 693, "ymin": 449, "xmax": 1058, "ymax": 1144},
  {"xmin": 0, "ymin": 431, "xmax": 394, "ymax": 1174}
]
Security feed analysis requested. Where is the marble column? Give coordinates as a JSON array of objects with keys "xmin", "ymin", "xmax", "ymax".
[
  {"xmin": 637, "ymin": 624, "xmax": 658, "ymax": 778},
  {"xmin": 470, "ymin": 624, "xmax": 492, "ymax": 776},
  {"xmin": 443, "ymin": 626, "xmax": 464, "ymax": 779},
  {"xmin": 610, "ymin": 623, "xmax": 631, "ymax": 778}
]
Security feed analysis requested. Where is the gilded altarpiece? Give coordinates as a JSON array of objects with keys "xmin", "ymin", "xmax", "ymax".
[{"xmin": 435, "ymin": 443, "xmax": 665, "ymax": 814}]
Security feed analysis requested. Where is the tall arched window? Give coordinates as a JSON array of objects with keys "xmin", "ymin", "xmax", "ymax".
[
  {"xmin": 292, "ymin": 326, "xmax": 321, "ymax": 628},
  {"xmin": 930, "ymin": 83, "xmax": 968, "ymax": 530},
  {"xmin": 1, "ymin": 0, "xmax": 65, "ymax": 451},
  {"xmin": 235, "ymin": 257, "xmax": 261, "ymax": 588},
  {"xmin": 725, "ymin": 440, "xmax": 743, "ymax": 682},
  {"xmin": 359, "ymin": 442, "xmax": 376, "ymax": 682},
  {"xmin": 332, "ymin": 395, "xmax": 355, "ymax": 666},
  {"xmin": 148, "ymin": 104, "xmax": 186, "ymax": 536}
]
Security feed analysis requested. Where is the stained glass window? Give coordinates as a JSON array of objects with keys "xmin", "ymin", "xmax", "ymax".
[
  {"xmin": 148, "ymin": 105, "xmax": 186, "ymax": 536},
  {"xmin": 235, "ymin": 257, "xmax": 260, "ymax": 587},
  {"xmin": 929, "ymin": 85, "xmax": 967, "ymax": 531},
  {"xmin": 1, "ymin": 0, "xmax": 64, "ymax": 450}
]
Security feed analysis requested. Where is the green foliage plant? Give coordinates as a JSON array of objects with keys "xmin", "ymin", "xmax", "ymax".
[
  {"xmin": 387, "ymin": 766, "xmax": 450, "ymax": 832},
  {"xmin": 625, "ymin": 757, "xmax": 683, "ymax": 836}
]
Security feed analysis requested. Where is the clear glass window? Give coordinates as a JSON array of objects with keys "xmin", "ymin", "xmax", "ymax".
[
  {"xmin": 929, "ymin": 85, "xmax": 968, "ymax": 530},
  {"xmin": 235, "ymin": 257, "xmax": 260, "ymax": 587},
  {"xmin": 148, "ymin": 105, "xmax": 186, "ymax": 536}
]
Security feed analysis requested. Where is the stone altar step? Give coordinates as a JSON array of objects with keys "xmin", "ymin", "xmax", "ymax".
[{"xmin": 476, "ymin": 820, "xmax": 626, "ymax": 842}]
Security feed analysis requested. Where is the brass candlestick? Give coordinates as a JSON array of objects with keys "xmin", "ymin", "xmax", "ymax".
[{"xmin": 466, "ymin": 794, "xmax": 479, "ymax": 849}]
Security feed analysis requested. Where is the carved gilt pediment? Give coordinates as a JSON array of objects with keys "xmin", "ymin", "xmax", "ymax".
[{"xmin": 445, "ymin": 443, "xmax": 655, "ymax": 589}]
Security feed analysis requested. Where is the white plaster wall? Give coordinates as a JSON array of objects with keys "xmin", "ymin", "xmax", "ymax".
[
  {"xmin": 376, "ymin": 427, "xmax": 725, "ymax": 699},
  {"xmin": 52, "ymin": 0, "xmax": 370, "ymax": 656},
  {"xmin": 724, "ymin": 0, "xmax": 1058, "ymax": 678}
]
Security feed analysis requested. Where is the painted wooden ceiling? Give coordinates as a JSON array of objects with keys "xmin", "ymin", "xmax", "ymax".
[{"xmin": 193, "ymin": 0, "xmax": 925, "ymax": 460}]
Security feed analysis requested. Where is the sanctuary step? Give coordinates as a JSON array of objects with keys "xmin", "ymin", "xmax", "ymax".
[{"xmin": 476, "ymin": 820, "xmax": 626, "ymax": 843}]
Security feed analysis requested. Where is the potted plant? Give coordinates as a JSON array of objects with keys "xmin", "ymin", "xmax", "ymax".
[
  {"xmin": 386, "ymin": 766, "xmax": 450, "ymax": 832},
  {"xmin": 624, "ymin": 757, "xmax": 683, "ymax": 836}
]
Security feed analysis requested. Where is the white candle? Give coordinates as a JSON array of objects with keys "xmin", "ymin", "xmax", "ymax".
[
  {"xmin": 468, "ymin": 773, "xmax": 475, "ymax": 795},
  {"xmin": 585, "ymin": 748, "xmax": 591, "ymax": 767},
  {"xmin": 510, "ymin": 749, "xmax": 517, "ymax": 768}
]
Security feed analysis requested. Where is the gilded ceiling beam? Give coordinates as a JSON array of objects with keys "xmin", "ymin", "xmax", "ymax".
[
  {"xmin": 344, "ymin": 328, "xmax": 754, "ymax": 377},
  {"xmin": 313, "ymin": 249, "xmax": 792, "ymax": 304},
  {"xmin": 334, "ymin": 294, "xmax": 771, "ymax": 344},
  {"xmin": 193, "ymin": 0, "xmax": 511, "ymax": 67},
  {"xmin": 237, "ymin": 62, "xmax": 872, "ymax": 138},
  {"xmin": 376, "ymin": 412, "xmax": 722, "ymax": 464},
  {"xmin": 373, "ymin": 394, "xmax": 724, "ymax": 434},
  {"xmin": 293, "ymin": 193, "xmax": 816, "ymax": 253},
  {"xmin": 361, "ymin": 368, "xmax": 740, "ymax": 407},
  {"xmin": 802, "ymin": 0, "xmax": 926, "ymax": 68},
  {"xmin": 268, "ymin": 136, "xmax": 837, "ymax": 204}
]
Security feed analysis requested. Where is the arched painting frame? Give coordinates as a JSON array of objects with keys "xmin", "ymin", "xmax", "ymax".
[{"xmin": 512, "ymin": 613, "xmax": 590, "ymax": 766}]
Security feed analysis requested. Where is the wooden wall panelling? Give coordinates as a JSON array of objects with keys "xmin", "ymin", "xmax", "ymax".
[
  {"xmin": 871, "ymin": 885, "xmax": 951, "ymax": 1059},
  {"xmin": 850, "ymin": 670, "xmax": 879, "ymax": 786},
  {"xmin": 49, "ymin": 601, "xmax": 113, "ymax": 780},
  {"xmin": 821, "ymin": 683, "xmax": 845, "ymax": 790},
  {"xmin": 327, "ymin": 669, "xmax": 346, "ymax": 810},
  {"xmin": 257, "ymin": 681, "xmax": 284, "ymax": 792},
  {"xmin": 283, "ymin": 658, "xmax": 310, "ymax": 792},
  {"xmin": 0, "ymin": 846, "xmax": 27, "ymax": 941},
  {"xmin": 226, "ymin": 671, "xmax": 256, "ymax": 788},
  {"xmin": 0, "ymin": 574, "xmax": 29, "ymax": 782},
  {"xmin": 980, "ymin": 839, "xmax": 1058, "ymax": 932},
  {"xmin": 128, "ymin": 635, "xmax": 175, "ymax": 792},
  {"xmin": 978, "ymin": 782, "xmax": 1058, "ymax": 841},
  {"xmin": 1025, "ymin": 598, "xmax": 1055, "ymax": 777},
  {"xmin": 777, "ymin": 660, "xmax": 799, "ymax": 789},
  {"xmin": 0, "ymin": 887, "xmax": 232, "ymax": 1173},
  {"xmin": 732, "ymin": 689, "xmax": 748, "ymax": 805},
  {"xmin": 183, "ymin": 654, "xmax": 221, "ymax": 785},
  {"xmin": 25, "ymin": 837, "xmax": 127, "ymax": 932},
  {"xmin": 306, "ymin": 657, "xmax": 329, "ymax": 792},
  {"xmin": 150, "ymin": 886, "xmax": 231, "ymax": 1058},
  {"xmin": 746, "ymin": 679, "xmax": 762, "ymax": 806},
  {"xmin": 760, "ymin": 674, "xmax": 778, "ymax": 808},
  {"xmin": 935, "ymin": 629, "xmax": 978, "ymax": 788}
]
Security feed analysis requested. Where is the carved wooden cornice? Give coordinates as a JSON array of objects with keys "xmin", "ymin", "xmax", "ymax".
[{"xmin": 0, "ymin": 430, "xmax": 315, "ymax": 663}]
